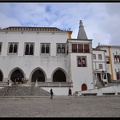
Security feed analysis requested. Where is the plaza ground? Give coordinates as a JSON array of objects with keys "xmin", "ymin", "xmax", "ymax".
[{"xmin": 0, "ymin": 95, "xmax": 120, "ymax": 117}]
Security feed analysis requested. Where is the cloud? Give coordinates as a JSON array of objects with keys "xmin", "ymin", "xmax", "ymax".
[
  {"xmin": 0, "ymin": 3, "xmax": 120, "ymax": 48},
  {"xmin": 0, "ymin": 13, "xmax": 21, "ymax": 28},
  {"xmin": 101, "ymin": 3, "xmax": 120, "ymax": 46}
]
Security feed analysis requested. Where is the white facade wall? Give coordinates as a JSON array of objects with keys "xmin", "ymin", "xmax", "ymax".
[
  {"xmin": 71, "ymin": 53, "xmax": 94, "ymax": 92},
  {"xmin": 0, "ymin": 31, "xmax": 69, "ymax": 83},
  {"xmin": 97, "ymin": 46, "xmax": 120, "ymax": 80},
  {"xmin": 93, "ymin": 50, "xmax": 106, "ymax": 72},
  {"xmin": 67, "ymin": 40, "xmax": 94, "ymax": 93},
  {"xmin": 0, "ymin": 31, "xmax": 68, "ymax": 56}
]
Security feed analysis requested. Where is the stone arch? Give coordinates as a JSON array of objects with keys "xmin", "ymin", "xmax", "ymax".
[
  {"xmin": 0, "ymin": 70, "xmax": 3, "ymax": 81},
  {"xmin": 9, "ymin": 67, "xmax": 24, "ymax": 82},
  {"xmin": 52, "ymin": 68, "xmax": 66, "ymax": 82},
  {"xmin": 30, "ymin": 67, "xmax": 46, "ymax": 82},
  {"xmin": 81, "ymin": 83, "xmax": 87, "ymax": 91}
]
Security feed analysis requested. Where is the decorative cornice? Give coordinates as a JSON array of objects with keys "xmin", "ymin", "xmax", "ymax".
[{"xmin": 0, "ymin": 26, "xmax": 70, "ymax": 32}]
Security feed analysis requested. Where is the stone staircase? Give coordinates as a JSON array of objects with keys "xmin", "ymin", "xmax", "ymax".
[
  {"xmin": 96, "ymin": 77, "xmax": 105, "ymax": 88},
  {"xmin": 0, "ymin": 86, "xmax": 50, "ymax": 96}
]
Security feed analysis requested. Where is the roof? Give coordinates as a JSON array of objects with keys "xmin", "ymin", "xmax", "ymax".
[
  {"xmin": 96, "ymin": 44, "xmax": 120, "ymax": 48},
  {"xmin": 77, "ymin": 20, "xmax": 88, "ymax": 39},
  {"xmin": 1, "ymin": 26, "xmax": 67, "ymax": 32},
  {"xmin": 92, "ymin": 48, "xmax": 106, "ymax": 51}
]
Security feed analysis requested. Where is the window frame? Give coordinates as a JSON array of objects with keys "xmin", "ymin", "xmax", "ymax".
[
  {"xmin": 56, "ymin": 43, "xmax": 66, "ymax": 55},
  {"xmin": 24, "ymin": 42, "xmax": 34, "ymax": 55},
  {"xmin": 41, "ymin": 43, "xmax": 50, "ymax": 55},
  {"xmin": 8, "ymin": 42, "xmax": 18, "ymax": 55},
  {"xmin": 93, "ymin": 54, "xmax": 96, "ymax": 60},
  {"xmin": 98, "ymin": 54, "xmax": 102, "ymax": 60},
  {"xmin": 72, "ymin": 43, "xmax": 90, "ymax": 53},
  {"xmin": 77, "ymin": 56, "xmax": 87, "ymax": 67},
  {"xmin": 99, "ymin": 64, "xmax": 103, "ymax": 69}
]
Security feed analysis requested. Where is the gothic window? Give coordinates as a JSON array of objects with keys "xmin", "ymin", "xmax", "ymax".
[
  {"xmin": 25, "ymin": 43, "xmax": 34, "ymax": 55},
  {"xmin": 9, "ymin": 44, "xmax": 13, "ymax": 53},
  {"xmin": 46, "ymin": 45, "xmax": 49, "ymax": 53},
  {"xmin": 8, "ymin": 43, "xmax": 18, "ymax": 54},
  {"xmin": 41, "ymin": 44, "xmax": 45, "ymax": 53},
  {"xmin": 77, "ymin": 56, "xmax": 87, "ymax": 67},
  {"xmin": 57, "ymin": 44, "xmax": 66, "ymax": 54},
  {"xmin": 61, "ymin": 45, "xmax": 65, "ymax": 53},
  {"xmin": 14, "ymin": 44, "xmax": 18, "ymax": 53},
  {"xmin": 41, "ymin": 43, "xmax": 50, "ymax": 54},
  {"xmin": 30, "ymin": 44, "xmax": 33, "ymax": 55},
  {"xmin": 25, "ymin": 44, "xmax": 29, "ymax": 55},
  {"xmin": 57, "ymin": 45, "xmax": 61, "ymax": 53}
]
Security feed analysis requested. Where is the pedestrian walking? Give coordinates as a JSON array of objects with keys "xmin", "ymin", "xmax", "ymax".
[
  {"xmin": 50, "ymin": 89, "xmax": 53, "ymax": 99},
  {"xmin": 68, "ymin": 88, "xmax": 72, "ymax": 96}
]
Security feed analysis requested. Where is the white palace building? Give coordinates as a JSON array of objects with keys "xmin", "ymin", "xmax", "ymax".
[{"xmin": 0, "ymin": 20, "xmax": 120, "ymax": 96}]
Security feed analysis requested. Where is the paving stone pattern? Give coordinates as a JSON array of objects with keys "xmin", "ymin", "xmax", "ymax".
[{"xmin": 0, "ymin": 96, "xmax": 120, "ymax": 117}]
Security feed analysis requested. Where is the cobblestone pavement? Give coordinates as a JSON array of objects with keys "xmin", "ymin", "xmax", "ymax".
[{"xmin": 0, "ymin": 95, "xmax": 120, "ymax": 117}]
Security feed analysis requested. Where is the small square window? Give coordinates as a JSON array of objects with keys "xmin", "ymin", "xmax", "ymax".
[
  {"xmin": 98, "ymin": 54, "xmax": 102, "ymax": 60},
  {"xmin": 93, "ymin": 54, "xmax": 96, "ymax": 59},
  {"xmin": 99, "ymin": 64, "xmax": 103, "ymax": 69},
  {"xmin": 77, "ymin": 56, "xmax": 87, "ymax": 67}
]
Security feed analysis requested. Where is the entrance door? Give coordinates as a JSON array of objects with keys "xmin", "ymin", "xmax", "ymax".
[{"xmin": 81, "ymin": 84, "xmax": 87, "ymax": 91}]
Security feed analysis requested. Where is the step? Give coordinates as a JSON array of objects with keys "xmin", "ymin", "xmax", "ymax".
[
  {"xmin": 102, "ymin": 93, "xmax": 115, "ymax": 95},
  {"xmin": 81, "ymin": 93, "xmax": 97, "ymax": 96}
]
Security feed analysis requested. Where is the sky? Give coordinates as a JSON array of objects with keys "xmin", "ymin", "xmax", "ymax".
[{"xmin": 0, "ymin": 2, "xmax": 120, "ymax": 48}]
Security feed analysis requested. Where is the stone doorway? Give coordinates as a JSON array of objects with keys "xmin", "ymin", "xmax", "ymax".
[
  {"xmin": 53, "ymin": 70, "xmax": 66, "ymax": 82},
  {"xmin": 81, "ymin": 84, "xmax": 87, "ymax": 91},
  {"xmin": 31, "ymin": 69, "xmax": 45, "ymax": 82},
  {"xmin": 10, "ymin": 69, "xmax": 24, "ymax": 83}
]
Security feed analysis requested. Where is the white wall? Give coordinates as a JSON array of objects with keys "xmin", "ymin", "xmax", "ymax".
[
  {"xmin": 93, "ymin": 50, "xmax": 106, "ymax": 72},
  {"xmin": 0, "ymin": 31, "xmax": 69, "ymax": 83}
]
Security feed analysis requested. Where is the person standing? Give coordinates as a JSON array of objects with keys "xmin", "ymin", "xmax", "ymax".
[
  {"xmin": 68, "ymin": 88, "xmax": 72, "ymax": 96},
  {"xmin": 7, "ymin": 80, "xmax": 9, "ymax": 85},
  {"xmin": 50, "ymin": 89, "xmax": 53, "ymax": 99}
]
